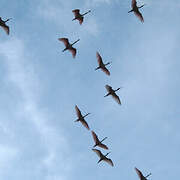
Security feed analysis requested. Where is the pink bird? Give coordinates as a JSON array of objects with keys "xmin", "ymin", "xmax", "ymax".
[
  {"xmin": 95, "ymin": 52, "xmax": 111, "ymax": 76},
  {"xmin": 74, "ymin": 105, "xmax": 90, "ymax": 130},
  {"xmin": 135, "ymin": 167, "xmax": 152, "ymax": 180},
  {"xmin": 72, "ymin": 9, "xmax": 91, "ymax": 25},
  {"xmin": 58, "ymin": 38, "xmax": 80, "ymax": 58},
  {"xmin": 0, "ymin": 17, "xmax": 11, "ymax": 35},
  {"xmin": 128, "ymin": 0, "xmax": 145, "ymax": 22},
  {"xmin": 91, "ymin": 131, "xmax": 108, "ymax": 150}
]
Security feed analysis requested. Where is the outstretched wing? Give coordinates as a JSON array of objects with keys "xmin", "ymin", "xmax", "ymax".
[
  {"xmin": 58, "ymin": 38, "xmax": 69, "ymax": 47},
  {"xmin": 112, "ymin": 92, "xmax": 121, "ymax": 105},
  {"xmin": 132, "ymin": 0, "xmax": 137, "ymax": 8},
  {"xmin": 101, "ymin": 66, "xmax": 110, "ymax": 76},
  {"xmin": 104, "ymin": 158, "xmax": 114, "ymax": 167},
  {"xmin": 105, "ymin": 85, "xmax": 112, "ymax": 92},
  {"xmin": 75, "ymin": 105, "xmax": 82, "ymax": 118},
  {"xmin": 80, "ymin": 119, "xmax": 90, "ymax": 130},
  {"xmin": 96, "ymin": 52, "xmax": 103, "ymax": 66},
  {"xmin": 92, "ymin": 149, "xmax": 103, "ymax": 158},
  {"xmin": 1, "ymin": 24, "xmax": 9, "ymax": 35},
  {"xmin": 72, "ymin": 9, "xmax": 80, "ymax": 17},
  {"xmin": 69, "ymin": 47, "xmax": 77, "ymax": 58},
  {"xmin": 134, "ymin": 10, "xmax": 144, "ymax": 22},
  {"xmin": 91, "ymin": 131, "xmax": 99, "ymax": 144},
  {"xmin": 98, "ymin": 143, "xmax": 108, "ymax": 150},
  {"xmin": 135, "ymin": 167, "xmax": 144, "ymax": 180}
]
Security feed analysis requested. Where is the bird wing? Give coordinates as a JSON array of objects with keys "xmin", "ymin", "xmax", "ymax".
[
  {"xmin": 92, "ymin": 149, "xmax": 103, "ymax": 158},
  {"xmin": 132, "ymin": 0, "xmax": 137, "ymax": 8},
  {"xmin": 134, "ymin": 10, "xmax": 144, "ymax": 22},
  {"xmin": 72, "ymin": 9, "xmax": 80, "ymax": 17},
  {"xmin": 112, "ymin": 92, "xmax": 121, "ymax": 105},
  {"xmin": 101, "ymin": 66, "xmax": 110, "ymax": 76},
  {"xmin": 80, "ymin": 119, "xmax": 90, "ymax": 130},
  {"xmin": 91, "ymin": 131, "xmax": 100, "ymax": 144},
  {"xmin": 96, "ymin": 52, "xmax": 103, "ymax": 66},
  {"xmin": 58, "ymin": 38, "xmax": 69, "ymax": 47},
  {"xmin": 1, "ymin": 24, "xmax": 9, "ymax": 35},
  {"xmin": 135, "ymin": 167, "xmax": 144, "ymax": 180},
  {"xmin": 75, "ymin": 105, "xmax": 82, "ymax": 118},
  {"xmin": 105, "ymin": 85, "xmax": 112, "ymax": 92},
  {"xmin": 98, "ymin": 143, "xmax": 108, "ymax": 150},
  {"xmin": 104, "ymin": 158, "xmax": 114, "ymax": 167},
  {"xmin": 69, "ymin": 47, "xmax": 77, "ymax": 58}
]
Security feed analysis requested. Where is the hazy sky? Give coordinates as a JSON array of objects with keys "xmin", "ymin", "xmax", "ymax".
[{"xmin": 0, "ymin": 0, "xmax": 180, "ymax": 180}]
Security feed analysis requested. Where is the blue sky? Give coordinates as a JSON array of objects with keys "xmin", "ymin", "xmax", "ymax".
[{"xmin": 0, "ymin": 0, "xmax": 180, "ymax": 180}]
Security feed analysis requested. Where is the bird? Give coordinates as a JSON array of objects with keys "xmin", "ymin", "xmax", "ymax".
[
  {"xmin": 74, "ymin": 105, "xmax": 90, "ymax": 130},
  {"xmin": 72, "ymin": 9, "xmax": 91, "ymax": 25},
  {"xmin": 135, "ymin": 167, "xmax": 152, "ymax": 180},
  {"xmin": 0, "ymin": 17, "xmax": 11, "ymax": 35},
  {"xmin": 92, "ymin": 149, "xmax": 113, "ymax": 167},
  {"xmin": 58, "ymin": 38, "xmax": 80, "ymax": 58},
  {"xmin": 104, "ymin": 85, "xmax": 122, "ymax": 105},
  {"xmin": 95, "ymin": 52, "xmax": 111, "ymax": 76},
  {"xmin": 128, "ymin": 0, "xmax": 145, "ymax": 22},
  {"xmin": 91, "ymin": 131, "xmax": 108, "ymax": 150}
]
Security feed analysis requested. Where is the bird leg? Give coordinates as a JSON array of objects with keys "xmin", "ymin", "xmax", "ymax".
[
  {"xmin": 82, "ymin": 10, "xmax": 91, "ymax": 16},
  {"xmin": 100, "ymin": 137, "xmax": 107, "ymax": 143},
  {"xmin": 145, "ymin": 173, "xmax": 152, "ymax": 178},
  {"xmin": 71, "ymin": 39, "xmax": 80, "ymax": 46}
]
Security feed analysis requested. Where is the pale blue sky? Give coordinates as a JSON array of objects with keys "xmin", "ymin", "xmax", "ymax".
[{"xmin": 0, "ymin": 0, "xmax": 180, "ymax": 180}]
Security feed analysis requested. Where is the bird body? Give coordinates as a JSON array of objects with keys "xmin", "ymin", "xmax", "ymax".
[
  {"xmin": 0, "ymin": 17, "xmax": 11, "ymax": 35},
  {"xmin": 59, "ymin": 38, "xmax": 80, "ymax": 58},
  {"xmin": 95, "ymin": 52, "xmax": 111, "ymax": 76},
  {"xmin": 128, "ymin": 0, "xmax": 145, "ymax": 22},
  {"xmin": 75, "ymin": 105, "xmax": 90, "ymax": 130},
  {"xmin": 135, "ymin": 167, "xmax": 152, "ymax": 180},
  {"xmin": 91, "ymin": 131, "xmax": 108, "ymax": 150},
  {"xmin": 104, "ymin": 85, "xmax": 121, "ymax": 105},
  {"xmin": 92, "ymin": 149, "xmax": 113, "ymax": 166},
  {"xmin": 72, "ymin": 9, "xmax": 91, "ymax": 25}
]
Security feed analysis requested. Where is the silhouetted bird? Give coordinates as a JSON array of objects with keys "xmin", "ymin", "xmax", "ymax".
[
  {"xmin": 74, "ymin": 105, "xmax": 90, "ymax": 130},
  {"xmin": 104, "ymin": 85, "xmax": 121, "ymax": 105},
  {"xmin": 0, "ymin": 17, "xmax": 11, "ymax": 35},
  {"xmin": 135, "ymin": 167, "xmax": 152, "ymax": 180},
  {"xmin": 58, "ymin": 38, "xmax": 80, "ymax": 58},
  {"xmin": 128, "ymin": 0, "xmax": 145, "ymax": 22},
  {"xmin": 91, "ymin": 131, "xmax": 108, "ymax": 150},
  {"xmin": 72, "ymin": 9, "xmax": 91, "ymax": 25},
  {"xmin": 95, "ymin": 52, "xmax": 111, "ymax": 76},
  {"xmin": 92, "ymin": 149, "xmax": 113, "ymax": 167}
]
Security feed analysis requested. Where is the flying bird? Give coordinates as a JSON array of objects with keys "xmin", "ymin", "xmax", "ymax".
[
  {"xmin": 58, "ymin": 38, "xmax": 80, "ymax": 58},
  {"xmin": 91, "ymin": 131, "xmax": 108, "ymax": 150},
  {"xmin": 104, "ymin": 85, "xmax": 122, "ymax": 105},
  {"xmin": 72, "ymin": 9, "xmax": 91, "ymax": 25},
  {"xmin": 0, "ymin": 17, "xmax": 11, "ymax": 35},
  {"xmin": 95, "ymin": 52, "xmax": 111, "ymax": 76},
  {"xmin": 74, "ymin": 105, "xmax": 90, "ymax": 130},
  {"xmin": 92, "ymin": 149, "xmax": 113, "ymax": 167},
  {"xmin": 128, "ymin": 0, "xmax": 145, "ymax": 22},
  {"xmin": 135, "ymin": 167, "xmax": 152, "ymax": 180}
]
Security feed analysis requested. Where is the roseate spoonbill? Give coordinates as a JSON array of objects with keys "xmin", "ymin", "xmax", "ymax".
[
  {"xmin": 92, "ymin": 149, "xmax": 114, "ymax": 167},
  {"xmin": 104, "ymin": 85, "xmax": 122, "ymax": 105},
  {"xmin": 58, "ymin": 38, "xmax": 80, "ymax": 58},
  {"xmin": 91, "ymin": 131, "xmax": 108, "ymax": 150},
  {"xmin": 135, "ymin": 167, "xmax": 152, "ymax": 180},
  {"xmin": 128, "ymin": 0, "xmax": 145, "ymax": 22},
  {"xmin": 75, "ymin": 105, "xmax": 90, "ymax": 130},
  {"xmin": 0, "ymin": 17, "xmax": 11, "ymax": 35},
  {"xmin": 95, "ymin": 52, "xmax": 111, "ymax": 76},
  {"xmin": 72, "ymin": 9, "xmax": 91, "ymax": 25}
]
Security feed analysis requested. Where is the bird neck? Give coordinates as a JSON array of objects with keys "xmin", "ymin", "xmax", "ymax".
[
  {"xmin": 138, "ymin": 4, "xmax": 145, "ymax": 9},
  {"xmin": 145, "ymin": 173, "xmax": 151, "ymax": 178},
  {"xmin": 100, "ymin": 137, "xmax": 107, "ymax": 143},
  {"xmin": 83, "ymin": 113, "xmax": 90, "ymax": 118},
  {"xmin": 105, "ymin": 62, "xmax": 110, "ymax": 66},
  {"xmin": 71, "ymin": 39, "xmax": 80, "ymax": 46},
  {"xmin": 115, "ymin": 88, "xmax": 120, "ymax": 92},
  {"xmin": 105, "ymin": 152, "xmax": 110, "ymax": 157},
  {"xmin": 82, "ymin": 10, "xmax": 91, "ymax": 16}
]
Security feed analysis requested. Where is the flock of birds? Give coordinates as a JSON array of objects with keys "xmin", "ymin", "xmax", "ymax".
[{"xmin": 0, "ymin": 0, "xmax": 153, "ymax": 180}]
